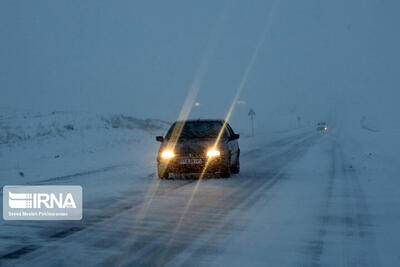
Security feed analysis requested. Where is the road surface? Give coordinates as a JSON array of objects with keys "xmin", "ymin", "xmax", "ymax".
[{"xmin": 0, "ymin": 129, "xmax": 382, "ymax": 266}]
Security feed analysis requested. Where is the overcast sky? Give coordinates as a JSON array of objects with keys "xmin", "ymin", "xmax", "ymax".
[{"xmin": 1, "ymin": 0, "xmax": 399, "ymax": 130}]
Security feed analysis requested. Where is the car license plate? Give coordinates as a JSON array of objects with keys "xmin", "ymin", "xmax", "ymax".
[{"xmin": 179, "ymin": 158, "xmax": 202, "ymax": 164}]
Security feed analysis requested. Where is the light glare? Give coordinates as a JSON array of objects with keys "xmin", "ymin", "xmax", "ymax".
[
  {"xmin": 207, "ymin": 149, "xmax": 220, "ymax": 157},
  {"xmin": 161, "ymin": 151, "xmax": 175, "ymax": 159}
]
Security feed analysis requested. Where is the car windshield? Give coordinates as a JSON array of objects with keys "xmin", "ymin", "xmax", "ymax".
[{"xmin": 165, "ymin": 121, "xmax": 226, "ymax": 139}]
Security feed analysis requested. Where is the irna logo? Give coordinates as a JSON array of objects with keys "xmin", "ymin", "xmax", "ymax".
[
  {"xmin": 8, "ymin": 192, "xmax": 77, "ymax": 209},
  {"xmin": 3, "ymin": 186, "xmax": 82, "ymax": 220}
]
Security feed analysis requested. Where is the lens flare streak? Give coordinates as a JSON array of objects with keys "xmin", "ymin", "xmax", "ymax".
[{"xmin": 158, "ymin": 1, "xmax": 281, "ymax": 263}]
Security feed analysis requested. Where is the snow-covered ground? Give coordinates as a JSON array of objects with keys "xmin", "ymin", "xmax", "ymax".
[
  {"xmin": 199, "ymin": 125, "xmax": 400, "ymax": 267},
  {"xmin": 1, "ymin": 108, "xmax": 399, "ymax": 266},
  {"xmin": 337, "ymin": 127, "xmax": 400, "ymax": 266},
  {"xmin": 0, "ymin": 109, "xmax": 170, "ymax": 255}
]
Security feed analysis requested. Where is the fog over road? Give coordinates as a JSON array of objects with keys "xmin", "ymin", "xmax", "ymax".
[{"xmin": 1, "ymin": 126, "xmax": 387, "ymax": 266}]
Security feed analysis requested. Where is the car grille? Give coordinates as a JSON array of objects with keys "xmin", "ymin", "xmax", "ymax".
[{"xmin": 176, "ymin": 152, "xmax": 204, "ymax": 159}]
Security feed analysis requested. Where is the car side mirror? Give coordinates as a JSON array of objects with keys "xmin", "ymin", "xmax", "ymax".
[
  {"xmin": 156, "ymin": 136, "xmax": 164, "ymax": 142},
  {"xmin": 230, "ymin": 133, "xmax": 240, "ymax": 140}
]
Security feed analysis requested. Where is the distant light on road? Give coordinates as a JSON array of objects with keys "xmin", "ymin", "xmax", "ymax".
[
  {"xmin": 194, "ymin": 102, "xmax": 200, "ymax": 107},
  {"xmin": 237, "ymin": 100, "xmax": 246, "ymax": 105}
]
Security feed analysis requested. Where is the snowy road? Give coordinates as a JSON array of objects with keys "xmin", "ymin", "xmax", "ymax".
[{"xmin": 1, "ymin": 127, "xmax": 396, "ymax": 266}]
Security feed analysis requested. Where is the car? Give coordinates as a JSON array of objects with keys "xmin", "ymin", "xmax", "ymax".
[
  {"xmin": 316, "ymin": 122, "xmax": 328, "ymax": 131},
  {"xmin": 155, "ymin": 120, "xmax": 240, "ymax": 179}
]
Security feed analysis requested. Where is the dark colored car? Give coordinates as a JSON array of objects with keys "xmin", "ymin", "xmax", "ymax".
[
  {"xmin": 316, "ymin": 122, "xmax": 328, "ymax": 131},
  {"xmin": 155, "ymin": 120, "xmax": 240, "ymax": 179}
]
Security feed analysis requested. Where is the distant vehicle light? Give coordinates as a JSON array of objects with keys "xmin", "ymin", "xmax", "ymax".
[
  {"xmin": 324, "ymin": 126, "xmax": 328, "ymax": 131},
  {"xmin": 161, "ymin": 151, "xmax": 175, "ymax": 159},
  {"xmin": 207, "ymin": 148, "xmax": 220, "ymax": 157}
]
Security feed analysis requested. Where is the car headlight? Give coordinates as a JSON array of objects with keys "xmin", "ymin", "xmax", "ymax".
[
  {"xmin": 207, "ymin": 148, "xmax": 220, "ymax": 157},
  {"xmin": 161, "ymin": 151, "xmax": 175, "ymax": 159}
]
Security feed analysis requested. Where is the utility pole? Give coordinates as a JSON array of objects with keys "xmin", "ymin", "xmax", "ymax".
[{"xmin": 248, "ymin": 109, "xmax": 256, "ymax": 136}]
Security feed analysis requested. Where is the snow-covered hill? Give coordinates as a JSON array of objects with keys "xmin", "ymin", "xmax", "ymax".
[
  {"xmin": 0, "ymin": 108, "xmax": 169, "ymax": 185},
  {"xmin": 0, "ymin": 108, "xmax": 169, "ymax": 145}
]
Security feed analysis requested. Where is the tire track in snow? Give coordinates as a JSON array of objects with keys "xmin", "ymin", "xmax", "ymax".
[
  {"xmin": 0, "ymin": 178, "xmax": 194, "ymax": 262},
  {"xmin": 301, "ymin": 139, "xmax": 379, "ymax": 267}
]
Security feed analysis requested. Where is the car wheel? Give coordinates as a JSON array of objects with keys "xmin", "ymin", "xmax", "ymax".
[
  {"xmin": 220, "ymin": 156, "xmax": 231, "ymax": 178},
  {"xmin": 157, "ymin": 165, "xmax": 169, "ymax": 179},
  {"xmin": 231, "ymin": 156, "xmax": 240, "ymax": 174}
]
